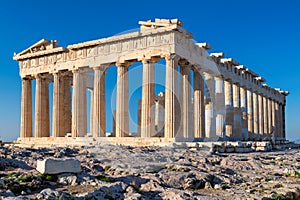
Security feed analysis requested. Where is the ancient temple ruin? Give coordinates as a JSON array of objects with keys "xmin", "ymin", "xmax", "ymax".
[{"xmin": 13, "ymin": 18, "xmax": 288, "ymax": 146}]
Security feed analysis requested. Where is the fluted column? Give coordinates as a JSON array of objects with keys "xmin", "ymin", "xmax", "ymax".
[
  {"xmin": 141, "ymin": 59, "xmax": 156, "ymax": 137},
  {"xmin": 247, "ymin": 90, "xmax": 254, "ymax": 140},
  {"xmin": 215, "ymin": 76, "xmax": 225, "ymax": 138},
  {"xmin": 240, "ymin": 87, "xmax": 248, "ymax": 140},
  {"xmin": 282, "ymin": 103, "xmax": 286, "ymax": 140},
  {"xmin": 253, "ymin": 92, "xmax": 259, "ymax": 140},
  {"xmin": 194, "ymin": 70, "xmax": 205, "ymax": 138},
  {"xmin": 271, "ymin": 100, "xmax": 276, "ymax": 140},
  {"xmin": 20, "ymin": 77, "xmax": 32, "ymax": 138},
  {"xmin": 274, "ymin": 102, "xmax": 280, "ymax": 140},
  {"xmin": 72, "ymin": 69, "xmax": 87, "ymax": 137},
  {"xmin": 137, "ymin": 99, "xmax": 142, "ymax": 137},
  {"xmin": 225, "ymin": 80, "xmax": 233, "ymax": 138},
  {"xmin": 155, "ymin": 93, "xmax": 165, "ymax": 136},
  {"xmin": 180, "ymin": 63, "xmax": 193, "ymax": 139},
  {"xmin": 278, "ymin": 103, "xmax": 283, "ymax": 140},
  {"xmin": 92, "ymin": 66, "xmax": 106, "ymax": 137},
  {"xmin": 116, "ymin": 62, "xmax": 131, "ymax": 137},
  {"xmin": 89, "ymin": 89, "xmax": 94, "ymax": 135},
  {"xmin": 233, "ymin": 83, "xmax": 242, "ymax": 140},
  {"xmin": 164, "ymin": 55, "xmax": 180, "ymax": 138},
  {"xmin": 112, "ymin": 110, "xmax": 116, "ymax": 136},
  {"xmin": 263, "ymin": 96, "xmax": 269, "ymax": 138},
  {"xmin": 205, "ymin": 73, "xmax": 216, "ymax": 139},
  {"xmin": 267, "ymin": 98, "xmax": 272, "ymax": 138},
  {"xmin": 52, "ymin": 72, "xmax": 65, "ymax": 137},
  {"xmin": 63, "ymin": 75, "xmax": 72, "ymax": 134},
  {"xmin": 258, "ymin": 93, "xmax": 264, "ymax": 139},
  {"xmin": 35, "ymin": 74, "xmax": 50, "ymax": 137}
]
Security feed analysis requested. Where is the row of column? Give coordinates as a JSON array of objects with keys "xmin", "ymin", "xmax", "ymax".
[
  {"xmin": 20, "ymin": 55, "xmax": 286, "ymax": 141},
  {"xmin": 209, "ymin": 77, "xmax": 286, "ymax": 141}
]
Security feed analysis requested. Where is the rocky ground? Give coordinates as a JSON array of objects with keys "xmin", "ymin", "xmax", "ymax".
[{"xmin": 0, "ymin": 143, "xmax": 300, "ymax": 200}]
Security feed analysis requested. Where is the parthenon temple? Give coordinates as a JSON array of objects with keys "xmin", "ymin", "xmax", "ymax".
[{"xmin": 13, "ymin": 18, "xmax": 288, "ymax": 145}]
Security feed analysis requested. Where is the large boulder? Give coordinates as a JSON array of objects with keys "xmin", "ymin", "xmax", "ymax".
[{"xmin": 36, "ymin": 158, "xmax": 81, "ymax": 174}]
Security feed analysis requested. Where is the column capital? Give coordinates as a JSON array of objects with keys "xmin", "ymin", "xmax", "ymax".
[
  {"xmin": 75, "ymin": 67, "xmax": 86, "ymax": 72},
  {"xmin": 203, "ymin": 72, "xmax": 214, "ymax": 79},
  {"xmin": 34, "ymin": 73, "xmax": 50, "ymax": 80},
  {"xmin": 22, "ymin": 75, "xmax": 33, "ymax": 81},
  {"xmin": 116, "ymin": 61, "xmax": 132, "ymax": 68},
  {"xmin": 141, "ymin": 57, "xmax": 159, "ymax": 64},
  {"xmin": 214, "ymin": 76, "xmax": 224, "ymax": 81},
  {"xmin": 93, "ymin": 64, "xmax": 110, "ymax": 71},
  {"xmin": 162, "ymin": 53, "xmax": 180, "ymax": 62}
]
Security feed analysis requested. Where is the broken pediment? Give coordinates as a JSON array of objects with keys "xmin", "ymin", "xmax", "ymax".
[
  {"xmin": 13, "ymin": 39, "xmax": 65, "ymax": 61},
  {"xmin": 19, "ymin": 39, "xmax": 59, "ymax": 55}
]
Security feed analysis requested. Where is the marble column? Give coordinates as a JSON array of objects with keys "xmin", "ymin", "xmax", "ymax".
[
  {"xmin": 137, "ymin": 99, "xmax": 142, "ymax": 137},
  {"xmin": 263, "ymin": 96, "xmax": 269, "ymax": 138},
  {"xmin": 193, "ymin": 70, "xmax": 205, "ymax": 138},
  {"xmin": 282, "ymin": 103, "xmax": 286, "ymax": 140},
  {"xmin": 72, "ymin": 69, "xmax": 87, "ymax": 137},
  {"xmin": 164, "ymin": 55, "xmax": 180, "ymax": 138},
  {"xmin": 215, "ymin": 76, "xmax": 225, "ymax": 138},
  {"xmin": 112, "ymin": 109, "xmax": 116, "ymax": 136},
  {"xmin": 205, "ymin": 73, "xmax": 216, "ymax": 139},
  {"xmin": 155, "ymin": 93, "xmax": 165, "ymax": 136},
  {"xmin": 240, "ymin": 87, "xmax": 248, "ymax": 140},
  {"xmin": 180, "ymin": 63, "xmax": 193, "ymax": 139},
  {"xmin": 92, "ymin": 66, "xmax": 106, "ymax": 137},
  {"xmin": 274, "ymin": 102, "xmax": 280, "ymax": 140},
  {"xmin": 258, "ymin": 94, "xmax": 264, "ymax": 139},
  {"xmin": 278, "ymin": 103, "xmax": 283, "ymax": 140},
  {"xmin": 247, "ymin": 90, "xmax": 254, "ymax": 140},
  {"xmin": 89, "ymin": 89, "xmax": 94, "ymax": 135},
  {"xmin": 252, "ymin": 92, "xmax": 259, "ymax": 140},
  {"xmin": 141, "ymin": 59, "xmax": 156, "ymax": 137},
  {"xmin": 271, "ymin": 100, "xmax": 276, "ymax": 141},
  {"xmin": 20, "ymin": 77, "xmax": 32, "ymax": 138},
  {"xmin": 267, "ymin": 98, "xmax": 272, "ymax": 138},
  {"xmin": 63, "ymin": 75, "xmax": 72, "ymax": 134},
  {"xmin": 233, "ymin": 83, "xmax": 242, "ymax": 139},
  {"xmin": 116, "ymin": 62, "xmax": 130, "ymax": 137},
  {"xmin": 52, "ymin": 72, "xmax": 65, "ymax": 137},
  {"xmin": 224, "ymin": 80, "xmax": 233, "ymax": 138},
  {"xmin": 35, "ymin": 74, "xmax": 50, "ymax": 137}
]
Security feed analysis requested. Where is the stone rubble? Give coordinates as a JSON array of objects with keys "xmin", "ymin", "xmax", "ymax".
[
  {"xmin": 36, "ymin": 158, "xmax": 81, "ymax": 174},
  {"xmin": 0, "ymin": 144, "xmax": 299, "ymax": 199}
]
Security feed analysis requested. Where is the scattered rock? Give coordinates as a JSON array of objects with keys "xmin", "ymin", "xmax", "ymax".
[
  {"xmin": 0, "ymin": 144, "xmax": 299, "ymax": 199},
  {"xmin": 36, "ymin": 188, "xmax": 74, "ymax": 200},
  {"xmin": 57, "ymin": 173, "xmax": 78, "ymax": 185}
]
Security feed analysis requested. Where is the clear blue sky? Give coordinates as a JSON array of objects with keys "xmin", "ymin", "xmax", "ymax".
[{"xmin": 0, "ymin": 0, "xmax": 299, "ymax": 141}]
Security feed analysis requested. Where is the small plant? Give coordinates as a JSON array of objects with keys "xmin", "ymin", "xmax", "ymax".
[
  {"xmin": 276, "ymin": 157, "xmax": 284, "ymax": 162},
  {"xmin": 294, "ymin": 171, "xmax": 300, "ymax": 178},
  {"xmin": 5, "ymin": 172, "xmax": 20, "ymax": 178},
  {"xmin": 265, "ymin": 177, "xmax": 272, "ymax": 182},
  {"xmin": 183, "ymin": 167, "xmax": 191, "ymax": 172},
  {"xmin": 17, "ymin": 174, "xmax": 33, "ymax": 182},
  {"xmin": 271, "ymin": 192, "xmax": 285, "ymax": 200},
  {"xmin": 104, "ymin": 166, "xmax": 111, "ymax": 171},
  {"xmin": 38, "ymin": 173, "xmax": 57, "ymax": 182},
  {"xmin": 96, "ymin": 175, "xmax": 111, "ymax": 182}
]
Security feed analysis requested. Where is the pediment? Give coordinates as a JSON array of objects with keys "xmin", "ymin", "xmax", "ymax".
[{"xmin": 16, "ymin": 39, "xmax": 59, "ymax": 57}]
